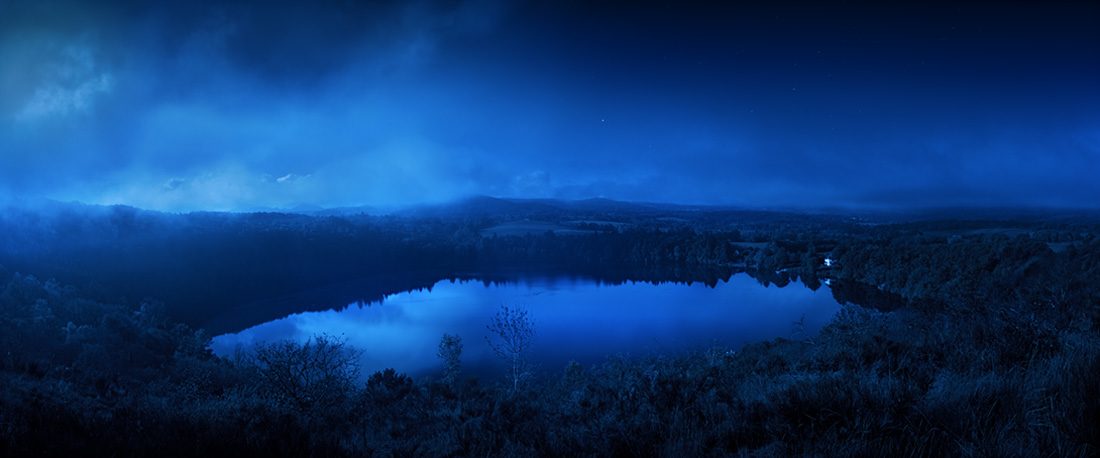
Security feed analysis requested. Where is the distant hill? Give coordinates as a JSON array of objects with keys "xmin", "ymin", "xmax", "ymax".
[
  {"xmin": 398, "ymin": 196, "xmax": 560, "ymax": 219},
  {"xmin": 511, "ymin": 197, "xmax": 658, "ymax": 213}
]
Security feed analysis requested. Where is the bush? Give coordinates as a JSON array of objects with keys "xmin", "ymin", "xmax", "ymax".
[{"xmin": 248, "ymin": 334, "xmax": 361, "ymax": 423}]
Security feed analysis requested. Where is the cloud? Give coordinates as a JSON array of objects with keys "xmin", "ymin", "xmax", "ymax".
[
  {"xmin": 99, "ymin": 165, "xmax": 262, "ymax": 212},
  {"xmin": 85, "ymin": 136, "xmax": 509, "ymax": 212},
  {"xmin": 15, "ymin": 70, "xmax": 114, "ymax": 122},
  {"xmin": 509, "ymin": 171, "xmax": 552, "ymax": 198},
  {"xmin": 275, "ymin": 173, "xmax": 310, "ymax": 184},
  {"xmin": 9, "ymin": 36, "xmax": 114, "ymax": 122},
  {"xmin": 163, "ymin": 178, "xmax": 186, "ymax": 190},
  {"xmin": 0, "ymin": 0, "xmax": 1097, "ymax": 211}
]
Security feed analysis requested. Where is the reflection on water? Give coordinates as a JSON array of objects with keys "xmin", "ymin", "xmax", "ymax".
[{"xmin": 211, "ymin": 273, "xmax": 842, "ymax": 379}]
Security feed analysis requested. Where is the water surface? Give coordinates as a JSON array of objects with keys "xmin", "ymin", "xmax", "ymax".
[{"xmin": 211, "ymin": 273, "xmax": 842, "ymax": 379}]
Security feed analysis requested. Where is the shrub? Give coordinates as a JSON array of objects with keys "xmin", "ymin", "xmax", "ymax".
[{"xmin": 248, "ymin": 334, "xmax": 361, "ymax": 422}]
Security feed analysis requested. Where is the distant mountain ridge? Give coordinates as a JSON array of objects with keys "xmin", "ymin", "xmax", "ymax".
[{"xmin": 4, "ymin": 195, "xmax": 1098, "ymax": 225}]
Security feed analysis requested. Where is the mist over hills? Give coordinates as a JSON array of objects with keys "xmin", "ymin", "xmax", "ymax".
[{"xmin": 4, "ymin": 193, "xmax": 1099, "ymax": 228}]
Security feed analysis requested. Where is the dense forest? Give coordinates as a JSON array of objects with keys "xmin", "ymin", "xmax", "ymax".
[{"xmin": 1, "ymin": 197, "xmax": 1098, "ymax": 457}]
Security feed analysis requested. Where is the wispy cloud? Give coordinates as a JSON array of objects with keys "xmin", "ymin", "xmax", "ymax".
[{"xmin": 13, "ymin": 37, "xmax": 114, "ymax": 122}]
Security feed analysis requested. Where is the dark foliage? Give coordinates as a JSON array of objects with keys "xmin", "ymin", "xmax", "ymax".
[{"xmin": 1, "ymin": 201, "xmax": 1099, "ymax": 456}]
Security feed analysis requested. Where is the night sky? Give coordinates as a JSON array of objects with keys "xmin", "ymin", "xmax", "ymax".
[{"xmin": 1, "ymin": 0, "xmax": 1097, "ymax": 212}]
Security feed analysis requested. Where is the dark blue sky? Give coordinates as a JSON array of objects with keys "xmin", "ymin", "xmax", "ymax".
[{"xmin": 1, "ymin": 0, "xmax": 1097, "ymax": 211}]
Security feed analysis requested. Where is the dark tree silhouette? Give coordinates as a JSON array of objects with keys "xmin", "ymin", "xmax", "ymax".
[
  {"xmin": 437, "ymin": 333, "xmax": 463, "ymax": 385},
  {"xmin": 250, "ymin": 334, "xmax": 361, "ymax": 420},
  {"xmin": 485, "ymin": 305, "xmax": 535, "ymax": 392}
]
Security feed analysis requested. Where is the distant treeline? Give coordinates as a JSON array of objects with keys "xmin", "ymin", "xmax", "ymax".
[
  {"xmin": 1, "ymin": 202, "xmax": 770, "ymax": 329},
  {"xmin": 2, "ymin": 201, "xmax": 1098, "ymax": 331}
]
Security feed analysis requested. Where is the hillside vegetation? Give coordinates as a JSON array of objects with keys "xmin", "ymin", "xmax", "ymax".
[{"xmin": 1, "ymin": 198, "xmax": 1098, "ymax": 457}]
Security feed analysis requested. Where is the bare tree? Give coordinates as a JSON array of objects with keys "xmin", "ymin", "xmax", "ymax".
[
  {"xmin": 485, "ymin": 305, "xmax": 536, "ymax": 392},
  {"xmin": 250, "ymin": 333, "xmax": 362, "ymax": 417},
  {"xmin": 791, "ymin": 313, "xmax": 816, "ymax": 345}
]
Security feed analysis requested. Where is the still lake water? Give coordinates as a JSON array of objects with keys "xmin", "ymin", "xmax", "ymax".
[{"xmin": 211, "ymin": 274, "xmax": 843, "ymax": 380}]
